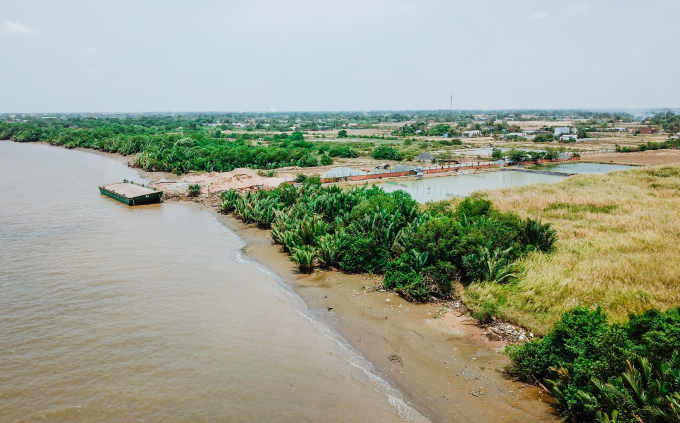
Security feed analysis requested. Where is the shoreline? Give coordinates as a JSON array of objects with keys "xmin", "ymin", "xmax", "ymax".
[
  {"xmin": 8, "ymin": 139, "xmax": 558, "ymax": 422},
  {"xmin": 176, "ymin": 198, "xmax": 558, "ymax": 423}
]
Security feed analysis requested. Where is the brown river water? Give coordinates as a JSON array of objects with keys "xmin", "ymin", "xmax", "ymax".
[{"xmin": 0, "ymin": 141, "xmax": 425, "ymax": 422}]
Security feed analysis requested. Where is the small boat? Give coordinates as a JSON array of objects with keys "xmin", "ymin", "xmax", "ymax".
[{"xmin": 99, "ymin": 180, "xmax": 163, "ymax": 205}]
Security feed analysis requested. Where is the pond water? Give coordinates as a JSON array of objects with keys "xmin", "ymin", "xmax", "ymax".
[
  {"xmin": 375, "ymin": 171, "xmax": 566, "ymax": 203},
  {"xmin": 541, "ymin": 162, "xmax": 637, "ymax": 174}
]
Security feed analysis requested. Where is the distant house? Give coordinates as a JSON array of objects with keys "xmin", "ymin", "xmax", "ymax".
[
  {"xmin": 560, "ymin": 134, "xmax": 578, "ymax": 141},
  {"xmin": 554, "ymin": 127, "xmax": 572, "ymax": 137},
  {"xmin": 521, "ymin": 129, "xmax": 549, "ymax": 140},
  {"xmin": 416, "ymin": 152, "xmax": 435, "ymax": 162},
  {"xmin": 613, "ymin": 127, "xmax": 628, "ymax": 133},
  {"xmin": 461, "ymin": 130, "xmax": 481, "ymax": 138},
  {"xmin": 639, "ymin": 128, "xmax": 657, "ymax": 134}
]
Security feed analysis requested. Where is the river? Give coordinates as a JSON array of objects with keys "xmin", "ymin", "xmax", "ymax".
[{"xmin": 0, "ymin": 141, "xmax": 422, "ymax": 422}]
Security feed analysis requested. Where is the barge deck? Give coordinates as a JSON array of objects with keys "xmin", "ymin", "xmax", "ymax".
[{"xmin": 99, "ymin": 180, "xmax": 163, "ymax": 205}]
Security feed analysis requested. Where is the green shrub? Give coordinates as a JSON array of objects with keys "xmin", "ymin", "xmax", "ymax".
[
  {"xmin": 188, "ymin": 184, "xmax": 201, "ymax": 197},
  {"xmin": 508, "ymin": 148, "xmax": 529, "ymax": 163},
  {"xmin": 506, "ymin": 307, "xmax": 680, "ymax": 422},
  {"xmin": 338, "ymin": 235, "xmax": 390, "ymax": 274},
  {"xmin": 421, "ymin": 261, "xmax": 457, "ymax": 296},
  {"xmin": 462, "ymin": 245, "xmax": 519, "ymax": 283},
  {"xmin": 569, "ymin": 352, "xmax": 680, "ymax": 423},
  {"xmin": 219, "ymin": 189, "xmax": 239, "ymax": 212},
  {"xmin": 320, "ymin": 154, "xmax": 333, "ymax": 166},
  {"xmin": 291, "ymin": 245, "xmax": 317, "ymax": 274},
  {"xmin": 328, "ymin": 145, "xmax": 358, "ymax": 158},
  {"xmin": 338, "ymin": 129, "xmax": 348, "ymax": 138},
  {"xmin": 523, "ymin": 218, "xmax": 557, "ymax": 252},
  {"xmin": 383, "ymin": 251, "xmax": 431, "ymax": 302},
  {"xmin": 372, "ymin": 145, "xmax": 402, "ymax": 160}
]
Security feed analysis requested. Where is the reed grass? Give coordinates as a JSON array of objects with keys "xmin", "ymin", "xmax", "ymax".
[{"xmin": 463, "ymin": 165, "xmax": 680, "ymax": 334}]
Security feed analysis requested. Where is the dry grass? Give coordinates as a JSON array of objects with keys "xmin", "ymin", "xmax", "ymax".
[
  {"xmin": 463, "ymin": 164, "xmax": 680, "ymax": 334},
  {"xmin": 580, "ymin": 149, "xmax": 680, "ymax": 166}
]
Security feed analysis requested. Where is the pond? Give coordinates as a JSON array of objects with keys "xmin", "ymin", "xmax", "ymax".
[
  {"xmin": 375, "ymin": 171, "xmax": 566, "ymax": 203},
  {"xmin": 541, "ymin": 162, "xmax": 637, "ymax": 174}
]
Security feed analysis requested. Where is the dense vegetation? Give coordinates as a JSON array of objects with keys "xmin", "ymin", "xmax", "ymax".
[
  {"xmin": 220, "ymin": 182, "xmax": 556, "ymax": 301},
  {"xmin": 616, "ymin": 140, "xmax": 678, "ymax": 153},
  {"xmin": 505, "ymin": 147, "xmax": 562, "ymax": 163},
  {"xmin": 649, "ymin": 111, "xmax": 680, "ymax": 134},
  {"xmin": 508, "ymin": 307, "xmax": 680, "ymax": 423},
  {"xmin": 0, "ymin": 121, "xmax": 329, "ymax": 173}
]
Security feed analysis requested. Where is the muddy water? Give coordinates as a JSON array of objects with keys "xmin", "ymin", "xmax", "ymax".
[
  {"xmin": 375, "ymin": 171, "xmax": 566, "ymax": 203},
  {"xmin": 0, "ymin": 142, "xmax": 418, "ymax": 422}
]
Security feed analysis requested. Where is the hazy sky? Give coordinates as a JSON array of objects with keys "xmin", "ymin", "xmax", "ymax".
[{"xmin": 1, "ymin": 0, "xmax": 678, "ymax": 112}]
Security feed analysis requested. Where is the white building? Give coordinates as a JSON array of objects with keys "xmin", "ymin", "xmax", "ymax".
[
  {"xmin": 554, "ymin": 127, "xmax": 572, "ymax": 137},
  {"xmin": 521, "ymin": 129, "xmax": 545, "ymax": 140},
  {"xmin": 560, "ymin": 134, "xmax": 578, "ymax": 141}
]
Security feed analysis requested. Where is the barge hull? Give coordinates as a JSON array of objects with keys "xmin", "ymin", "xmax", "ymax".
[{"xmin": 98, "ymin": 181, "xmax": 163, "ymax": 206}]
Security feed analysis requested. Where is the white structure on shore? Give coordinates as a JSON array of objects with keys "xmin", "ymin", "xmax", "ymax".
[{"xmin": 554, "ymin": 127, "xmax": 572, "ymax": 137}]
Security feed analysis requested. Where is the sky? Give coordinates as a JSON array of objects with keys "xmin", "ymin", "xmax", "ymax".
[{"xmin": 1, "ymin": 0, "xmax": 679, "ymax": 113}]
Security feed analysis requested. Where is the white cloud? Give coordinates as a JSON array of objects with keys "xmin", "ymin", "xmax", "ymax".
[
  {"xmin": 531, "ymin": 12, "xmax": 547, "ymax": 20},
  {"xmin": 4, "ymin": 21, "xmax": 39, "ymax": 36},
  {"xmin": 84, "ymin": 47, "xmax": 97, "ymax": 55},
  {"xmin": 569, "ymin": 2, "xmax": 589, "ymax": 15}
]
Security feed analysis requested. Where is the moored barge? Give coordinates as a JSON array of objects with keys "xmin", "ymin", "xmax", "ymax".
[{"xmin": 99, "ymin": 180, "xmax": 163, "ymax": 205}]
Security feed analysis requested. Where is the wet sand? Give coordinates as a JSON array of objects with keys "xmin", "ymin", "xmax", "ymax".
[{"xmin": 181, "ymin": 200, "xmax": 559, "ymax": 423}]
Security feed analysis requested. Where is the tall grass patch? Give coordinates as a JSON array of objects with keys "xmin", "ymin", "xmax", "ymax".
[{"xmin": 464, "ymin": 165, "xmax": 680, "ymax": 333}]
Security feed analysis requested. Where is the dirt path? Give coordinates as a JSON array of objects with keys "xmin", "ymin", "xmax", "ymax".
[{"xmin": 180, "ymin": 201, "xmax": 559, "ymax": 423}]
